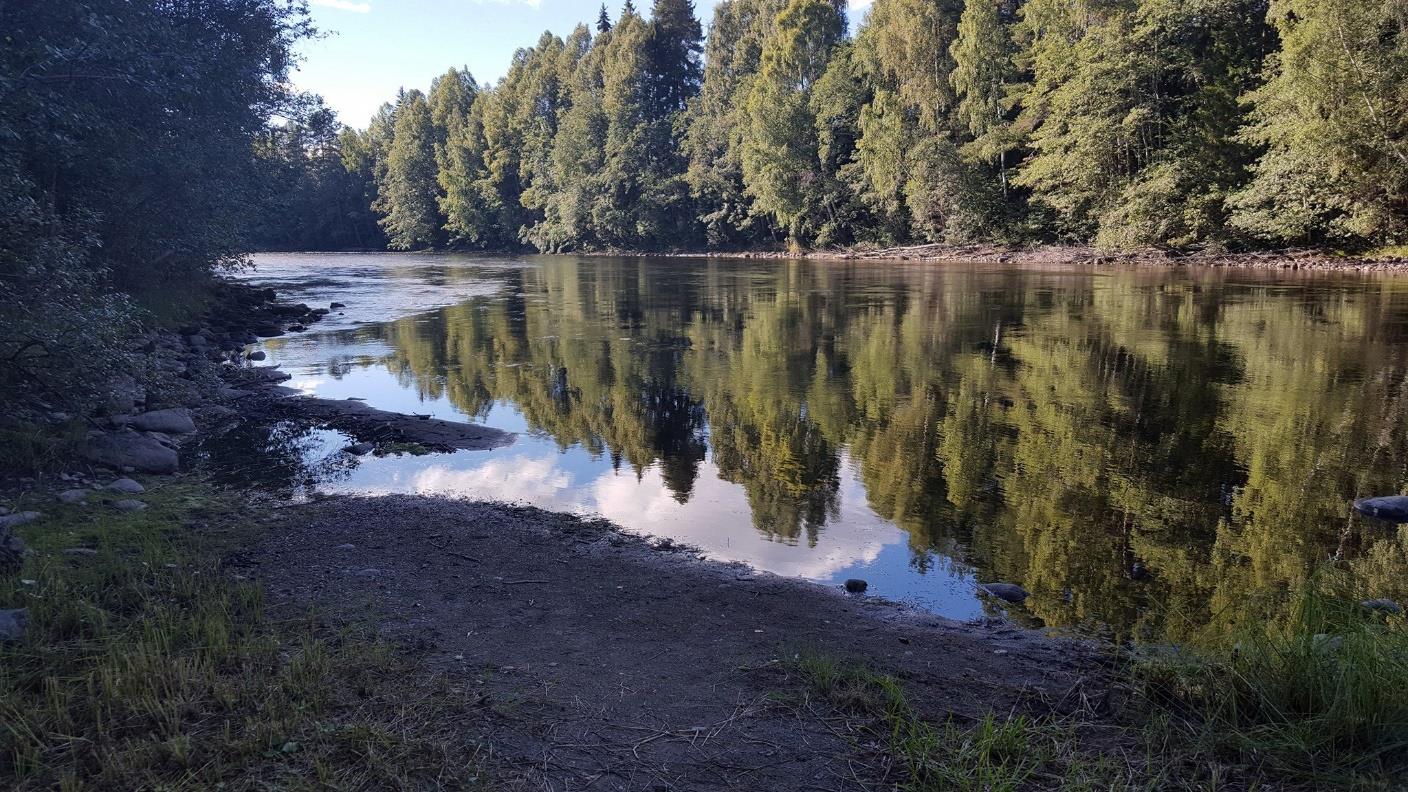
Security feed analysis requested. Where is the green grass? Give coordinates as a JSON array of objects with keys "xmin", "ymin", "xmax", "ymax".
[
  {"xmin": 1131, "ymin": 567, "xmax": 1408, "ymax": 789},
  {"xmin": 0, "ymin": 422, "xmax": 88, "ymax": 475},
  {"xmin": 0, "ymin": 481, "xmax": 487, "ymax": 790},
  {"xmin": 788, "ymin": 652, "xmax": 1145, "ymax": 791},
  {"xmin": 790, "ymin": 566, "xmax": 1408, "ymax": 791}
]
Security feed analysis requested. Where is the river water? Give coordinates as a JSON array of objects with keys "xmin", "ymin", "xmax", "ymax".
[{"xmin": 226, "ymin": 252, "xmax": 1408, "ymax": 643}]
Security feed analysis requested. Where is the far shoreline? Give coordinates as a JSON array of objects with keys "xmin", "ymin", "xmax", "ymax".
[{"xmin": 255, "ymin": 243, "xmax": 1408, "ymax": 273}]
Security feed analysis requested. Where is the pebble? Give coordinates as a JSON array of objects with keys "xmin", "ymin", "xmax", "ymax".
[{"xmin": 336, "ymin": 543, "xmax": 356, "ymax": 550}]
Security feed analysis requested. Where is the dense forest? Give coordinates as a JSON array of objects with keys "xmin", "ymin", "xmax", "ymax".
[
  {"xmin": 1, "ymin": 1, "xmax": 309, "ymax": 414},
  {"xmin": 259, "ymin": 0, "xmax": 1408, "ymax": 254}
]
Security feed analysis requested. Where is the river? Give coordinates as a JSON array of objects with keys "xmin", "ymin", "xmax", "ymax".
[{"xmin": 220, "ymin": 252, "xmax": 1408, "ymax": 643}]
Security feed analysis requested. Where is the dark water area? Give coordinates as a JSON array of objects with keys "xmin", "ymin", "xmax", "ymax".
[{"xmin": 224, "ymin": 252, "xmax": 1408, "ymax": 643}]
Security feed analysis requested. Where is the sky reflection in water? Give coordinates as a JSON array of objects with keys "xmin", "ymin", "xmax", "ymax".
[{"xmin": 237, "ymin": 252, "xmax": 1408, "ymax": 640}]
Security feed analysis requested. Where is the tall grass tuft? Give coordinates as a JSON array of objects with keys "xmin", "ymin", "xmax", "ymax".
[
  {"xmin": 1133, "ymin": 565, "xmax": 1408, "ymax": 786},
  {"xmin": 0, "ymin": 482, "xmax": 487, "ymax": 790}
]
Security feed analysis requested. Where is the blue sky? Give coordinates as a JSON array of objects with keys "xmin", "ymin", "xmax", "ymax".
[{"xmin": 294, "ymin": 0, "xmax": 872, "ymax": 128}]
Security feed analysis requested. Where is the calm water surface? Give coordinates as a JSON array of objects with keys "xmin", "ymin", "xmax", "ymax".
[{"xmin": 228, "ymin": 252, "xmax": 1408, "ymax": 642}]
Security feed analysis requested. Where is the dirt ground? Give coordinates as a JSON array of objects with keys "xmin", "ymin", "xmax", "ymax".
[{"xmin": 245, "ymin": 495, "xmax": 1109, "ymax": 791}]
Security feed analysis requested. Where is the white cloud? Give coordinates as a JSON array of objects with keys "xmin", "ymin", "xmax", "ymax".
[
  {"xmin": 311, "ymin": 0, "xmax": 371, "ymax": 12},
  {"xmin": 847, "ymin": 0, "xmax": 874, "ymax": 13}
]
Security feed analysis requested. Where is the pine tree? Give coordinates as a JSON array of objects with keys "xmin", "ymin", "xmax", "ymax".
[{"xmin": 597, "ymin": 3, "xmax": 612, "ymax": 32}]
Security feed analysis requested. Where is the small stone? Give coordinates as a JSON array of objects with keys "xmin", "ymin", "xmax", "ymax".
[
  {"xmin": 0, "ymin": 608, "xmax": 28, "ymax": 642},
  {"xmin": 57, "ymin": 489, "xmax": 89, "ymax": 504},
  {"xmin": 1353, "ymin": 496, "xmax": 1408, "ymax": 523},
  {"xmin": 346, "ymin": 442, "xmax": 375, "ymax": 456},
  {"xmin": 246, "ymin": 349, "xmax": 267, "ymax": 361},
  {"xmin": 0, "ymin": 512, "xmax": 41, "ymax": 531},
  {"xmin": 843, "ymin": 578, "xmax": 868, "ymax": 594},
  {"xmin": 63, "ymin": 548, "xmax": 99, "ymax": 556},
  {"xmin": 1362, "ymin": 598, "xmax": 1402, "ymax": 615},
  {"xmin": 335, "ymin": 543, "xmax": 356, "ymax": 550},
  {"xmin": 105, "ymin": 478, "xmax": 145, "ymax": 495},
  {"xmin": 979, "ymin": 582, "xmax": 1030, "ymax": 603},
  {"xmin": 113, "ymin": 499, "xmax": 148, "ymax": 513}
]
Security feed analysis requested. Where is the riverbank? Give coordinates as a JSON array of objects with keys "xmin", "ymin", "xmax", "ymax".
[
  {"xmin": 585, "ymin": 243, "xmax": 1408, "ymax": 273},
  {"xmin": 3, "ymin": 276, "xmax": 1406, "ymax": 789}
]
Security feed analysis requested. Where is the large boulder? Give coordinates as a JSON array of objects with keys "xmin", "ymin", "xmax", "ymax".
[
  {"xmin": 128, "ymin": 408, "xmax": 196, "ymax": 434},
  {"xmin": 81, "ymin": 430, "xmax": 179, "ymax": 474}
]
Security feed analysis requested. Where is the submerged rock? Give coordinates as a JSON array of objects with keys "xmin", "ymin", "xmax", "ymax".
[
  {"xmin": 979, "ymin": 582, "xmax": 1030, "ymax": 604},
  {"xmin": 81, "ymin": 430, "xmax": 179, "ymax": 474},
  {"xmin": 105, "ymin": 478, "xmax": 145, "ymax": 495},
  {"xmin": 346, "ymin": 442, "xmax": 375, "ymax": 456},
  {"xmin": 330, "ymin": 302, "xmax": 345, "ymax": 309},
  {"xmin": 246, "ymin": 349, "xmax": 267, "ymax": 361},
  {"xmin": 1362, "ymin": 598, "xmax": 1402, "ymax": 615},
  {"xmin": 0, "ymin": 608, "xmax": 28, "ymax": 642},
  {"xmin": 1353, "ymin": 495, "xmax": 1408, "ymax": 522},
  {"xmin": 843, "ymin": 578, "xmax": 868, "ymax": 594},
  {"xmin": 129, "ymin": 408, "xmax": 196, "ymax": 434}
]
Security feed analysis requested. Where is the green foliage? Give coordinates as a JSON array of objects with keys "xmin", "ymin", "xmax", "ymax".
[
  {"xmin": 251, "ymin": 100, "xmax": 384, "ymax": 251},
  {"xmin": 1133, "ymin": 566, "xmax": 1408, "ymax": 786},
  {"xmin": 0, "ymin": 0, "xmax": 307, "ymax": 416},
  {"xmin": 376, "ymin": 91, "xmax": 444, "ymax": 249},
  {"xmin": 1230, "ymin": 0, "xmax": 1408, "ymax": 247},
  {"xmin": 741, "ymin": 0, "xmax": 846, "ymax": 244},
  {"xmin": 263, "ymin": 0, "xmax": 1408, "ymax": 253}
]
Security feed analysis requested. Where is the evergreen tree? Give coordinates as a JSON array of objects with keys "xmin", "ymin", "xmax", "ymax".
[
  {"xmin": 375, "ymin": 90, "xmax": 442, "ymax": 249},
  {"xmin": 597, "ymin": 3, "xmax": 613, "ymax": 32}
]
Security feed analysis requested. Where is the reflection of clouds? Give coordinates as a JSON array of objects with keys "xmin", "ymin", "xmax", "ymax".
[
  {"xmin": 290, "ymin": 377, "xmax": 324, "ymax": 395},
  {"xmin": 410, "ymin": 455, "xmax": 575, "ymax": 507},
  {"xmin": 326, "ymin": 447, "xmax": 898, "ymax": 583}
]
